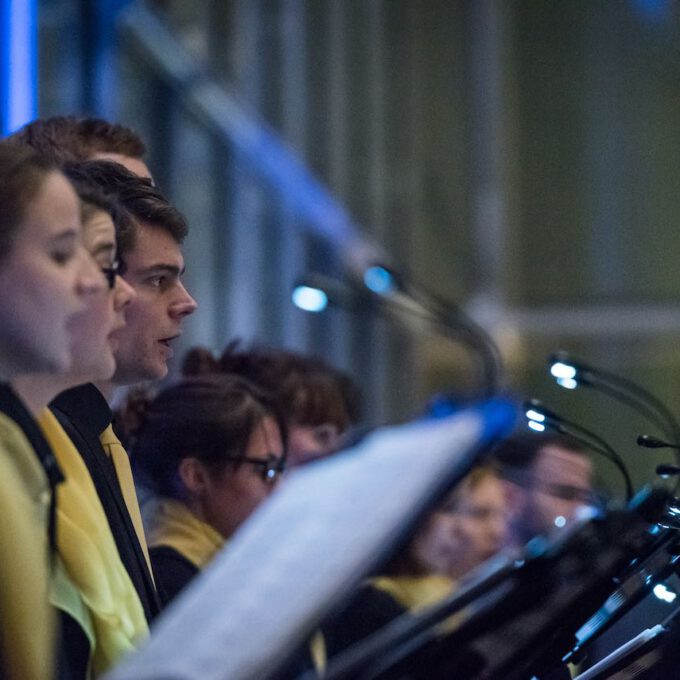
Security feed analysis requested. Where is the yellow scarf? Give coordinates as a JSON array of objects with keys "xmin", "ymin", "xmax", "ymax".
[
  {"xmin": 145, "ymin": 497, "xmax": 327, "ymax": 675},
  {"xmin": 39, "ymin": 409, "xmax": 149, "ymax": 676},
  {"xmin": 144, "ymin": 496, "xmax": 224, "ymax": 569},
  {"xmin": 371, "ymin": 574, "xmax": 454, "ymax": 612},
  {"xmin": 0, "ymin": 413, "xmax": 55, "ymax": 680}
]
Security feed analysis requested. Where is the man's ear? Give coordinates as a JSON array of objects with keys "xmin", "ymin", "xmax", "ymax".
[{"xmin": 177, "ymin": 457, "xmax": 209, "ymax": 495}]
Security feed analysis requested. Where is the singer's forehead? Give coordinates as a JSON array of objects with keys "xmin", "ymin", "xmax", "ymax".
[{"xmin": 534, "ymin": 444, "xmax": 593, "ymax": 482}]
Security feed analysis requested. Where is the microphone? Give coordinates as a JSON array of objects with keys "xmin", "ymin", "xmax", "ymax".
[
  {"xmin": 292, "ymin": 274, "xmax": 365, "ymax": 313},
  {"xmin": 292, "ymin": 269, "xmax": 503, "ymax": 399},
  {"xmin": 656, "ymin": 464, "xmax": 680, "ymax": 478},
  {"xmin": 548, "ymin": 352, "xmax": 680, "ymax": 448},
  {"xmin": 524, "ymin": 399, "xmax": 634, "ymax": 501},
  {"xmin": 637, "ymin": 434, "xmax": 680, "ymax": 450}
]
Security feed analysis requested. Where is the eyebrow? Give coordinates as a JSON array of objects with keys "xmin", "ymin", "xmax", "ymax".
[
  {"xmin": 139, "ymin": 263, "xmax": 185, "ymax": 277},
  {"xmin": 49, "ymin": 230, "xmax": 80, "ymax": 246}
]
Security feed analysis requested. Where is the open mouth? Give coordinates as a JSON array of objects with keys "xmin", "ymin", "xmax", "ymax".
[{"xmin": 159, "ymin": 334, "xmax": 180, "ymax": 349}]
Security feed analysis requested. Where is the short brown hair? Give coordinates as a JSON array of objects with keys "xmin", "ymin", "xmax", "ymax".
[
  {"xmin": 6, "ymin": 116, "xmax": 146, "ymax": 164},
  {"xmin": 61, "ymin": 162, "xmax": 134, "ymax": 248},
  {"xmin": 62, "ymin": 160, "xmax": 187, "ymax": 257}
]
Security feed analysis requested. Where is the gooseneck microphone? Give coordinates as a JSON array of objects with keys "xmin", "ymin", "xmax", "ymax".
[
  {"xmin": 637, "ymin": 434, "xmax": 680, "ymax": 450},
  {"xmin": 548, "ymin": 351, "xmax": 680, "ymax": 449},
  {"xmin": 293, "ymin": 265, "xmax": 503, "ymax": 399},
  {"xmin": 637, "ymin": 435, "xmax": 680, "ymax": 482},
  {"xmin": 524, "ymin": 398, "xmax": 634, "ymax": 501}
]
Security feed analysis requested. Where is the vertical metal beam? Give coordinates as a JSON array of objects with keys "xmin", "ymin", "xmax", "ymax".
[
  {"xmin": 223, "ymin": 0, "xmax": 265, "ymax": 342},
  {"xmin": 323, "ymin": 0, "xmax": 352, "ymax": 369},
  {"xmin": 0, "ymin": 0, "xmax": 37, "ymax": 134},
  {"xmin": 82, "ymin": 0, "xmax": 132, "ymax": 117},
  {"xmin": 278, "ymin": 0, "xmax": 310, "ymax": 350},
  {"xmin": 467, "ymin": 0, "xmax": 513, "ymax": 322}
]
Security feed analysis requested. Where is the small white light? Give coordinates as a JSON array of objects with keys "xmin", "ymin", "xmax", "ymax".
[
  {"xmin": 292, "ymin": 286, "xmax": 328, "ymax": 313},
  {"xmin": 554, "ymin": 515, "xmax": 567, "ymax": 528},
  {"xmin": 525, "ymin": 409, "xmax": 546, "ymax": 423},
  {"xmin": 550, "ymin": 362, "xmax": 577, "ymax": 380},
  {"xmin": 557, "ymin": 377, "xmax": 578, "ymax": 390},
  {"xmin": 528, "ymin": 421, "xmax": 546, "ymax": 433},
  {"xmin": 653, "ymin": 583, "xmax": 677, "ymax": 604}
]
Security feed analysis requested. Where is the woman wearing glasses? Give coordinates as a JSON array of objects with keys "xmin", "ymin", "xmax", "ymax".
[
  {"xmin": 131, "ymin": 374, "xmax": 287, "ymax": 604},
  {"xmin": 11, "ymin": 162, "xmax": 138, "ymax": 678}
]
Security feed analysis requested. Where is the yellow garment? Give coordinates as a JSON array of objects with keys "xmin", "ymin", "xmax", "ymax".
[
  {"xmin": 0, "ymin": 412, "xmax": 55, "ymax": 680},
  {"xmin": 371, "ymin": 574, "xmax": 454, "ymax": 612},
  {"xmin": 144, "ymin": 496, "xmax": 224, "ymax": 568},
  {"xmin": 40, "ymin": 409, "xmax": 149, "ymax": 676},
  {"xmin": 145, "ymin": 497, "xmax": 327, "ymax": 675},
  {"xmin": 99, "ymin": 424, "xmax": 154, "ymax": 580}
]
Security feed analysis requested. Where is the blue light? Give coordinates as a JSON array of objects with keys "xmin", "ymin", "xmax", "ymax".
[
  {"xmin": 557, "ymin": 377, "xmax": 578, "ymax": 390},
  {"xmin": 632, "ymin": 0, "xmax": 671, "ymax": 24},
  {"xmin": 1, "ymin": 0, "xmax": 37, "ymax": 135},
  {"xmin": 554, "ymin": 515, "xmax": 567, "ymax": 528},
  {"xmin": 550, "ymin": 362, "xmax": 577, "ymax": 380},
  {"xmin": 363, "ymin": 266, "xmax": 396, "ymax": 295},
  {"xmin": 291, "ymin": 286, "xmax": 328, "ymax": 313},
  {"xmin": 528, "ymin": 421, "xmax": 546, "ymax": 433}
]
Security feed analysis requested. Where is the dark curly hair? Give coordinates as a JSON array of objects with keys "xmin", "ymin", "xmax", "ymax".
[{"xmin": 182, "ymin": 341, "xmax": 361, "ymax": 431}]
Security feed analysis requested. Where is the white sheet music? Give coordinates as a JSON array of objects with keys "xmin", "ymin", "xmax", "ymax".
[{"xmin": 107, "ymin": 408, "xmax": 502, "ymax": 680}]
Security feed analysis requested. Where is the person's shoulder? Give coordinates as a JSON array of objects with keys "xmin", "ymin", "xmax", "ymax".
[
  {"xmin": 149, "ymin": 545, "xmax": 199, "ymax": 606},
  {"xmin": 0, "ymin": 412, "xmax": 49, "ymax": 499},
  {"xmin": 51, "ymin": 384, "xmax": 111, "ymax": 435}
]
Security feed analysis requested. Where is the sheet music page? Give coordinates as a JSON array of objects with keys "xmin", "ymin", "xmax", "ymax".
[{"xmin": 107, "ymin": 404, "xmax": 513, "ymax": 680}]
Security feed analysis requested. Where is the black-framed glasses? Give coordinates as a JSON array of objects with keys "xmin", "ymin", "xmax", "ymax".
[
  {"xmin": 225, "ymin": 454, "xmax": 287, "ymax": 484},
  {"xmin": 101, "ymin": 259, "xmax": 121, "ymax": 290}
]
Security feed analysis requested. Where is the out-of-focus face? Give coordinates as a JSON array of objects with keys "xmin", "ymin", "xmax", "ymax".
[
  {"xmin": 525, "ymin": 445, "xmax": 594, "ymax": 536},
  {"xmin": 90, "ymin": 151, "xmax": 152, "ymax": 181},
  {"xmin": 202, "ymin": 416, "xmax": 284, "ymax": 538},
  {"xmin": 447, "ymin": 475, "xmax": 508, "ymax": 577},
  {"xmin": 0, "ymin": 172, "xmax": 90, "ymax": 375},
  {"xmin": 110, "ymin": 224, "xmax": 197, "ymax": 385},
  {"xmin": 67, "ymin": 209, "xmax": 135, "ymax": 382},
  {"xmin": 410, "ymin": 473, "xmax": 508, "ymax": 579},
  {"xmin": 287, "ymin": 422, "xmax": 341, "ymax": 466}
]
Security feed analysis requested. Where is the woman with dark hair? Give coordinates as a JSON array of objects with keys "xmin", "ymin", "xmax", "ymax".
[
  {"xmin": 132, "ymin": 374, "xmax": 287, "ymax": 603},
  {"xmin": 134, "ymin": 375, "xmax": 329, "ymax": 677},
  {"xmin": 181, "ymin": 342, "xmax": 360, "ymax": 467},
  {"xmin": 0, "ymin": 143, "xmax": 101, "ymax": 679}
]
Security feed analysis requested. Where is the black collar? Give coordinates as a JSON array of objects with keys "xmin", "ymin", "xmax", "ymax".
[{"xmin": 50, "ymin": 383, "xmax": 112, "ymax": 438}]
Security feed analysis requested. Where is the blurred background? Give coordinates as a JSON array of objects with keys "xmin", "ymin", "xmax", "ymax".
[{"xmin": 3, "ymin": 0, "xmax": 680, "ymax": 495}]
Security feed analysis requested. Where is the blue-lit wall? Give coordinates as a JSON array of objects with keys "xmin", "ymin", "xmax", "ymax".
[{"xmin": 0, "ymin": 0, "xmax": 37, "ymax": 134}]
